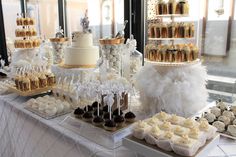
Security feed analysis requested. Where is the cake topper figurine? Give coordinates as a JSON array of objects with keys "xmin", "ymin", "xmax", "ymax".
[
  {"xmin": 115, "ymin": 20, "xmax": 128, "ymax": 38},
  {"xmin": 80, "ymin": 9, "xmax": 91, "ymax": 33},
  {"xmin": 55, "ymin": 26, "xmax": 64, "ymax": 38}
]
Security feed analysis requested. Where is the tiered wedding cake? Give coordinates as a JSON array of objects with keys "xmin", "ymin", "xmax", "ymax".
[
  {"xmin": 64, "ymin": 10, "xmax": 99, "ymax": 68},
  {"xmin": 64, "ymin": 31, "xmax": 99, "ymax": 68}
]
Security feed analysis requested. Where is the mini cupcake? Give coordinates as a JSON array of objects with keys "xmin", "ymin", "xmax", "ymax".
[
  {"xmin": 159, "ymin": 121, "xmax": 172, "ymax": 131},
  {"xmin": 199, "ymin": 121, "xmax": 217, "ymax": 140},
  {"xmin": 114, "ymin": 115, "xmax": 125, "ymax": 127},
  {"xmin": 124, "ymin": 111, "xmax": 136, "ymax": 122},
  {"xmin": 39, "ymin": 74, "xmax": 47, "ymax": 88},
  {"xmin": 103, "ymin": 112, "xmax": 113, "ymax": 121},
  {"xmin": 174, "ymin": 126, "xmax": 188, "ymax": 136},
  {"xmin": 113, "ymin": 108, "xmax": 123, "ymax": 116},
  {"xmin": 30, "ymin": 76, "xmax": 39, "ymax": 90},
  {"xmin": 92, "ymin": 116, "xmax": 104, "ymax": 126},
  {"xmin": 145, "ymin": 117, "xmax": 160, "ymax": 126},
  {"xmin": 83, "ymin": 105, "xmax": 93, "ymax": 113},
  {"xmin": 172, "ymin": 135, "xmax": 199, "ymax": 156},
  {"xmin": 22, "ymin": 77, "xmax": 31, "ymax": 91},
  {"xmin": 104, "ymin": 119, "xmax": 117, "ymax": 131},
  {"xmin": 188, "ymin": 127, "xmax": 207, "ymax": 147},
  {"xmin": 74, "ymin": 107, "xmax": 84, "ymax": 118},
  {"xmin": 156, "ymin": 131, "xmax": 177, "ymax": 152},
  {"xmin": 145, "ymin": 126, "xmax": 162, "ymax": 145},
  {"xmin": 167, "ymin": 114, "xmax": 185, "ymax": 125},
  {"xmin": 133, "ymin": 121, "xmax": 151, "ymax": 140},
  {"xmin": 46, "ymin": 73, "xmax": 56, "ymax": 86},
  {"xmin": 155, "ymin": 111, "xmax": 170, "ymax": 121},
  {"xmin": 92, "ymin": 101, "xmax": 101, "ymax": 110},
  {"xmin": 93, "ymin": 109, "xmax": 103, "ymax": 117},
  {"xmin": 182, "ymin": 118, "xmax": 198, "ymax": 129},
  {"xmin": 82, "ymin": 112, "xmax": 93, "ymax": 122}
]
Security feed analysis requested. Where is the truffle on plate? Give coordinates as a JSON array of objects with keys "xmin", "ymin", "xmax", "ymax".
[{"xmin": 212, "ymin": 121, "xmax": 225, "ymax": 132}]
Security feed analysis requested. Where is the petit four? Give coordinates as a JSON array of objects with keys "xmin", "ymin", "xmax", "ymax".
[
  {"xmin": 204, "ymin": 112, "xmax": 216, "ymax": 123},
  {"xmin": 216, "ymin": 100, "xmax": 228, "ymax": 111}
]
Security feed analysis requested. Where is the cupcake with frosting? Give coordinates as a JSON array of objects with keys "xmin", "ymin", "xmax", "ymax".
[
  {"xmin": 39, "ymin": 73, "xmax": 47, "ymax": 88},
  {"xmin": 133, "ymin": 121, "xmax": 151, "ymax": 140},
  {"xmin": 145, "ymin": 126, "xmax": 162, "ymax": 145},
  {"xmin": 172, "ymin": 134, "xmax": 200, "ymax": 156},
  {"xmin": 155, "ymin": 111, "xmax": 170, "ymax": 121},
  {"xmin": 156, "ymin": 131, "xmax": 178, "ymax": 151},
  {"xmin": 167, "ymin": 114, "xmax": 185, "ymax": 125},
  {"xmin": 188, "ymin": 127, "xmax": 207, "ymax": 147},
  {"xmin": 22, "ymin": 77, "xmax": 31, "ymax": 91},
  {"xmin": 198, "ymin": 121, "xmax": 217, "ymax": 140}
]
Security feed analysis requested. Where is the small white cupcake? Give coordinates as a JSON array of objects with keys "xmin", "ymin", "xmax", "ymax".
[
  {"xmin": 155, "ymin": 111, "xmax": 170, "ymax": 121},
  {"xmin": 174, "ymin": 126, "xmax": 189, "ymax": 136},
  {"xmin": 156, "ymin": 131, "xmax": 178, "ymax": 152},
  {"xmin": 227, "ymin": 125, "xmax": 236, "ymax": 137},
  {"xmin": 159, "ymin": 121, "xmax": 173, "ymax": 131},
  {"xmin": 145, "ymin": 126, "xmax": 162, "ymax": 145},
  {"xmin": 199, "ymin": 121, "xmax": 217, "ymax": 140},
  {"xmin": 133, "ymin": 121, "xmax": 151, "ymax": 140},
  {"xmin": 188, "ymin": 127, "xmax": 207, "ymax": 147},
  {"xmin": 212, "ymin": 121, "xmax": 225, "ymax": 132},
  {"xmin": 167, "ymin": 114, "xmax": 185, "ymax": 125},
  {"xmin": 218, "ymin": 115, "xmax": 231, "ymax": 126},
  {"xmin": 222, "ymin": 111, "xmax": 235, "ymax": 121},
  {"xmin": 172, "ymin": 135, "xmax": 200, "ymax": 156},
  {"xmin": 210, "ymin": 106, "xmax": 221, "ymax": 117},
  {"xmin": 182, "ymin": 118, "xmax": 198, "ymax": 129},
  {"xmin": 145, "ymin": 117, "xmax": 159, "ymax": 126}
]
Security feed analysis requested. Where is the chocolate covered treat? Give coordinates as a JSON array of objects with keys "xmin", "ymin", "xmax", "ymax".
[
  {"xmin": 93, "ymin": 109, "xmax": 103, "ymax": 117},
  {"xmin": 113, "ymin": 108, "xmax": 123, "ymax": 116},
  {"xmin": 82, "ymin": 112, "xmax": 93, "ymax": 122},
  {"xmin": 84, "ymin": 105, "xmax": 93, "ymax": 113},
  {"xmin": 125, "ymin": 111, "xmax": 136, "ymax": 122},
  {"xmin": 104, "ymin": 119, "xmax": 117, "ymax": 131},
  {"xmin": 74, "ymin": 107, "xmax": 84, "ymax": 118},
  {"xmin": 92, "ymin": 101, "xmax": 101, "ymax": 109},
  {"xmin": 92, "ymin": 116, "xmax": 104, "ymax": 126},
  {"xmin": 114, "ymin": 115, "xmax": 125, "ymax": 127},
  {"xmin": 103, "ymin": 112, "xmax": 113, "ymax": 120},
  {"xmin": 103, "ymin": 105, "xmax": 110, "ymax": 113}
]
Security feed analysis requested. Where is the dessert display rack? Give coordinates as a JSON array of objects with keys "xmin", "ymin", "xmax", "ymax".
[
  {"xmin": 60, "ymin": 114, "xmax": 135, "ymax": 149},
  {"xmin": 123, "ymin": 134, "xmax": 220, "ymax": 157},
  {"xmin": 145, "ymin": 58, "xmax": 201, "ymax": 67}
]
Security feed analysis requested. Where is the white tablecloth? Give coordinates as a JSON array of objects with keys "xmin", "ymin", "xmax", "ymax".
[{"xmin": 0, "ymin": 93, "xmax": 236, "ymax": 157}]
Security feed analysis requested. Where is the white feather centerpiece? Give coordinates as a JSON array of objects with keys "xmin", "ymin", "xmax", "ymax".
[{"xmin": 134, "ymin": 60, "xmax": 208, "ymax": 118}]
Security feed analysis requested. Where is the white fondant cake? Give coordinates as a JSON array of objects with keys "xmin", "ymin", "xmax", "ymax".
[{"xmin": 64, "ymin": 32, "xmax": 99, "ymax": 68}]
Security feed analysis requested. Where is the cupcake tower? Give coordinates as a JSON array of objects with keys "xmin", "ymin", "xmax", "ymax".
[
  {"xmin": 14, "ymin": 13, "xmax": 40, "ymax": 49},
  {"xmin": 146, "ymin": 0, "xmax": 199, "ymax": 63},
  {"xmin": 14, "ymin": 66, "xmax": 56, "ymax": 92},
  {"xmin": 132, "ymin": 112, "xmax": 217, "ymax": 156}
]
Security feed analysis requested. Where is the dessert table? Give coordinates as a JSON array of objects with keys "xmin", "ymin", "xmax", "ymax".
[{"xmin": 0, "ymin": 93, "xmax": 236, "ymax": 157}]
